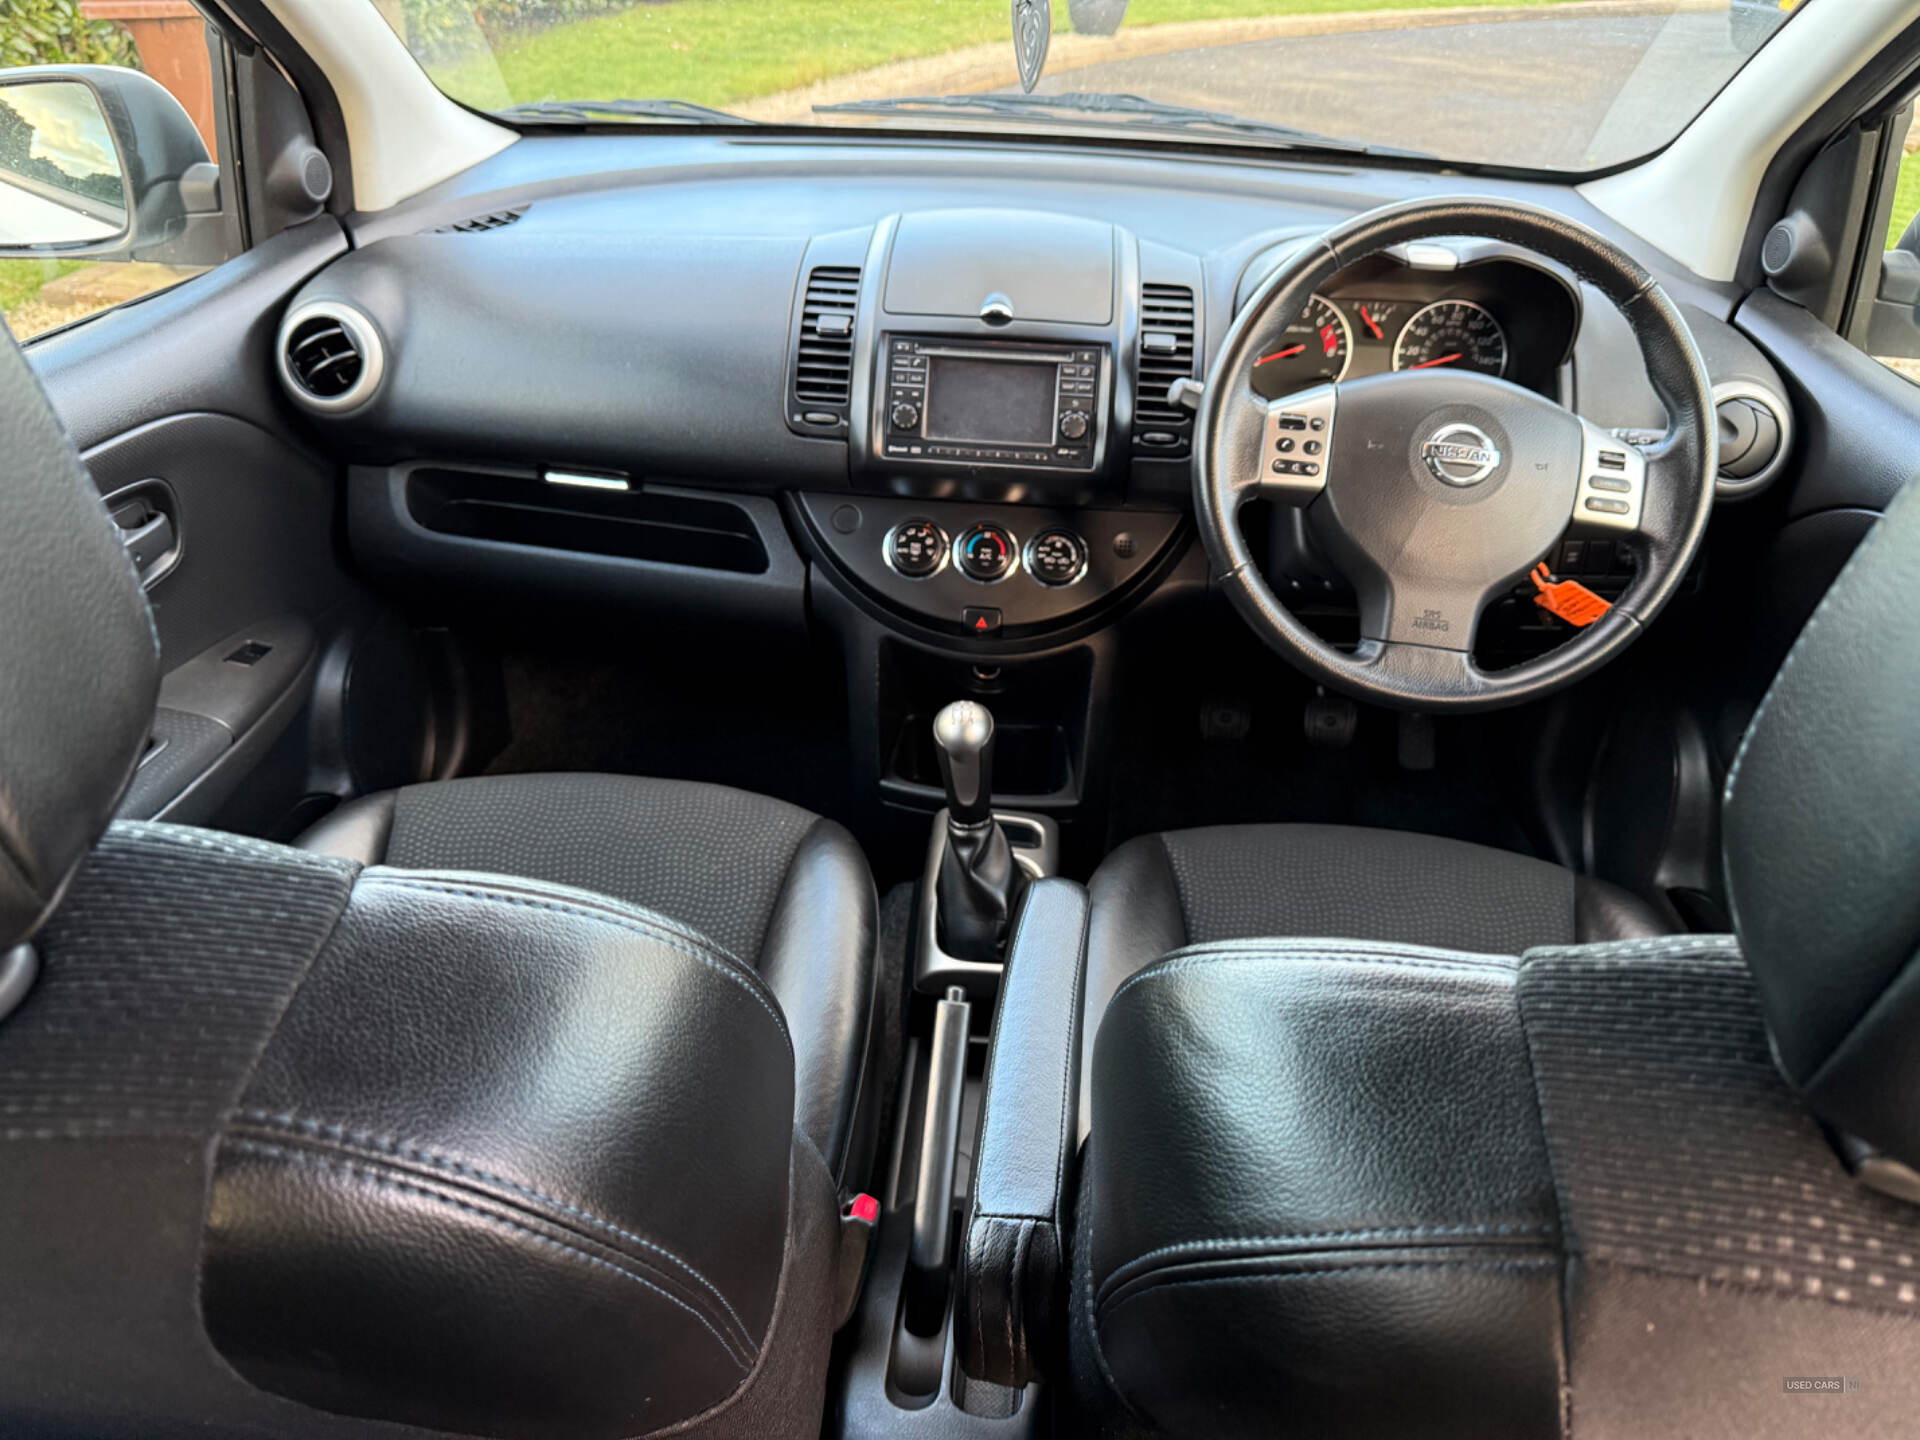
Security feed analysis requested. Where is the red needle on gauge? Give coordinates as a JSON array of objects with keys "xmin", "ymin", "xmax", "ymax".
[
  {"xmin": 1358, "ymin": 305, "xmax": 1385, "ymax": 340},
  {"xmin": 1409, "ymin": 352, "xmax": 1463, "ymax": 370},
  {"xmin": 1256, "ymin": 344, "xmax": 1306, "ymax": 365}
]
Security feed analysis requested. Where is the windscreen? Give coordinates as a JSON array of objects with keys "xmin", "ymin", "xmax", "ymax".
[{"xmin": 377, "ymin": 0, "xmax": 1808, "ymax": 174}]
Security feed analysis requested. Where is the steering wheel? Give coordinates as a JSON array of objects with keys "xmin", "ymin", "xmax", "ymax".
[{"xmin": 1195, "ymin": 198, "xmax": 1717, "ymax": 711}]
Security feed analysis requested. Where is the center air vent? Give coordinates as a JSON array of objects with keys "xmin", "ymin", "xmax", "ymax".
[
  {"xmin": 787, "ymin": 264, "xmax": 861, "ymax": 433},
  {"xmin": 1135, "ymin": 283, "xmax": 1197, "ymax": 456},
  {"xmin": 277, "ymin": 301, "xmax": 385, "ymax": 414}
]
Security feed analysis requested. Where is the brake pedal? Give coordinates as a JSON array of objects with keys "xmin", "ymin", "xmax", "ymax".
[{"xmin": 1304, "ymin": 690, "xmax": 1356, "ymax": 749}]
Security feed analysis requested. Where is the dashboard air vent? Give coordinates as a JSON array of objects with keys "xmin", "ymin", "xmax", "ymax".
[
  {"xmin": 432, "ymin": 206, "xmax": 527, "ymax": 234},
  {"xmin": 277, "ymin": 301, "xmax": 385, "ymax": 414},
  {"xmin": 1134, "ymin": 283, "xmax": 1196, "ymax": 455},
  {"xmin": 789, "ymin": 265, "xmax": 861, "ymax": 429}
]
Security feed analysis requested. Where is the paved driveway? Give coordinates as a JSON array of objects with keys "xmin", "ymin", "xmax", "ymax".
[{"xmin": 1023, "ymin": 8, "xmax": 1770, "ymax": 170}]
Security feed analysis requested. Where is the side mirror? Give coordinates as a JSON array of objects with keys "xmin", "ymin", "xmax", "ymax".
[{"xmin": 0, "ymin": 64, "xmax": 227, "ymax": 266}]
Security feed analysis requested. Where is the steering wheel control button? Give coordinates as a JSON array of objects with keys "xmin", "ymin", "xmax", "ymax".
[
  {"xmin": 956, "ymin": 523, "xmax": 1017, "ymax": 582},
  {"xmin": 1420, "ymin": 422, "xmax": 1503, "ymax": 486},
  {"xmin": 1574, "ymin": 418, "xmax": 1646, "ymax": 532},
  {"xmin": 1261, "ymin": 384, "xmax": 1337, "ymax": 502},
  {"xmin": 1025, "ymin": 529, "xmax": 1089, "ymax": 587},
  {"xmin": 962, "ymin": 606, "xmax": 1003, "ymax": 636},
  {"xmin": 886, "ymin": 519, "xmax": 948, "ymax": 579}
]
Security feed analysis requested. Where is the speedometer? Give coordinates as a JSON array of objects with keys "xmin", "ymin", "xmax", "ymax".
[
  {"xmin": 1391, "ymin": 299, "xmax": 1508, "ymax": 377},
  {"xmin": 1250, "ymin": 294, "xmax": 1351, "ymax": 398}
]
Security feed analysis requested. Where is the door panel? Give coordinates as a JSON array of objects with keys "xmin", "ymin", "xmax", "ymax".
[{"xmin": 24, "ymin": 215, "xmax": 376, "ymax": 835}]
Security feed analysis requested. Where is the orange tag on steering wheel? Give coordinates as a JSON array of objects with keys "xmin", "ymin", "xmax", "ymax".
[{"xmin": 1530, "ymin": 563, "xmax": 1611, "ymax": 628}]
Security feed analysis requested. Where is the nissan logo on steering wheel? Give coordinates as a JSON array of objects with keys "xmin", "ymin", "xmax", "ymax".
[{"xmin": 1421, "ymin": 422, "xmax": 1502, "ymax": 486}]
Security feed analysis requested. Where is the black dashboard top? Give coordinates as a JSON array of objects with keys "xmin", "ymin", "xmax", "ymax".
[{"xmin": 284, "ymin": 130, "xmax": 1781, "ymax": 511}]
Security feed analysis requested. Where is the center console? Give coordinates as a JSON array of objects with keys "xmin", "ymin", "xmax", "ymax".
[{"xmin": 783, "ymin": 208, "xmax": 1211, "ymax": 889}]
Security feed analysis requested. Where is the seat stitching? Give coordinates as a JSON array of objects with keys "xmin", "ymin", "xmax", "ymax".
[
  {"xmin": 224, "ymin": 1138, "xmax": 752, "ymax": 1368},
  {"xmin": 1110, "ymin": 944, "xmax": 1513, "ymax": 1010},
  {"xmin": 368, "ymin": 876, "xmax": 790, "ymax": 1048},
  {"xmin": 372, "ymin": 871, "xmax": 746, "ymax": 967},
  {"xmin": 1584, "ymin": 1253, "xmax": 1920, "ymax": 1317},
  {"xmin": 1520, "ymin": 935, "xmax": 1743, "ymax": 966},
  {"xmin": 231, "ymin": 1109, "xmax": 747, "ymax": 1338},
  {"xmin": 1099, "ymin": 1256, "xmax": 1558, "ymax": 1323},
  {"xmin": 1096, "ymin": 1222, "xmax": 1559, "ymax": 1307}
]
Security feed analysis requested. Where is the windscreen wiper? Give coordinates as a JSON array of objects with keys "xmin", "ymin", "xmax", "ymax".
[
  {"xmin": 500, "ymin": 98, "xmax": 759, "ymax": 125},
  {"xmin": 814, "ymin": 91, "xmax": 1427, "ymax": 158}
]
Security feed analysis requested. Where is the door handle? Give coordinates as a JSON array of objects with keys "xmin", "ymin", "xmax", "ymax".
[{"xmin": 106, "ymin": 479, "xmax": 182, "ymax": 589}]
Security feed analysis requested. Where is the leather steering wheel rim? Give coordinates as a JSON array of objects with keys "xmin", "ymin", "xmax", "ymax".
[{"xmin": 1195, "ymin": 197, "xmax": 1717, "ymax": 713}]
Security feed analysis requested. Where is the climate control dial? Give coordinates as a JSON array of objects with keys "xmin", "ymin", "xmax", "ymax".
[
  {"xmin": 955, "ymin": 523, "xmax": 1018, "ymax": 582},
  {"xmin": 885, "ymin": 518, "xmax": 948, "ymax": 578},
  {"xmin": 1025, "ymin": 529, "xmax": 1088, "ymax": 587}
]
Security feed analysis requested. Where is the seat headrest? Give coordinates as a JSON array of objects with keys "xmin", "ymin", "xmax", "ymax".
[
  {"xmin": 1723, "ymin": 475, "xmax": 1920, "ymax": 1167},
  {"xmin": 0, "ymin": 322, "xmax": 159, "ymax": 950}
]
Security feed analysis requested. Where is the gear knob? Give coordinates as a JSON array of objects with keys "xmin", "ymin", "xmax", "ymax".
[{"xmin": 932, "ymin": 701, "xmax": 995, "ymax": 826}]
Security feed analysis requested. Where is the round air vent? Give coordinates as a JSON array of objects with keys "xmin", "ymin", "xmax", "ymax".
[
  {"xmin": 277, "ymin": 301, "xmax": 384, "ymax": 414},
  {"xmin": 1713, "ymin": 380, "xmax": 1792, "ymax": 500}
]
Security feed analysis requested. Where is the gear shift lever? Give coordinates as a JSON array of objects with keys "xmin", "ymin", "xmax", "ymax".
[
  {"xmin": 933, "ymin": 701, "xmax": 995, "ymax": 826},
  {"xmin": 932, "ymin": 701, "xmax": 1028, "ymax": 962}
]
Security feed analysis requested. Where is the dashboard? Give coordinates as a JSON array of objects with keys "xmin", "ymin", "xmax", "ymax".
[{"xmin": 275, "ymin": 131, "xmax": 1791, "ymax": 654}]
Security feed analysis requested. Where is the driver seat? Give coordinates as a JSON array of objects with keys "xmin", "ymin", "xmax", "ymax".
[
  {"xmin": 1070, "ymin": 478, "xmax": 1920, "ymax": 1438},
  {"xmin": 1078, "ymin": 822, "xmax": 1665, "ymax": 1125}
]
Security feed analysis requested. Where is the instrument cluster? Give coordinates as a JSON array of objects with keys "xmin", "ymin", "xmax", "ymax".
[{"xmin": 1243, "ymin": 252, "xmax": 1578, "ymax": 403}]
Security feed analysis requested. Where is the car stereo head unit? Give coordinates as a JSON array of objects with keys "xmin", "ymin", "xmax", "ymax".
[{"xmin": 878, "ymin": 334, "xmax": 1106, "ymax": 471}]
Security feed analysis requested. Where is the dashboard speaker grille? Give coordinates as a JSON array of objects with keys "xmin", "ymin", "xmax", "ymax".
[
  {"xmin": 432, "ymin": 206, "xmax": 528, "ymax": 234},
  {"xmin": 1135, "ymin": 282, "xmax": 1196, "ymax": 454},
  {"xmin": 285, "ymin": 316, "xmax": 363, "ymax": 399},
  {"xmin": 788, "ymin": 264, "xmax": 861, "ymax": 431}
]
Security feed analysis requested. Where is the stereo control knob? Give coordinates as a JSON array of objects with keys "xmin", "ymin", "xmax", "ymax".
[
  {"xmin": 1059, "ymin": 411, "xmax": 1090, "ymax": 440},
  {"xmin": 891, "ymin": 402, "xmax": 920, "ymax": 430}
]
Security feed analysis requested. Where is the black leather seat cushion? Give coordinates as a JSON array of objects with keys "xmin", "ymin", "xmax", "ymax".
[
  {"xmin": 1079, "ymin": 823, "xmax": 1665, "ymax": 1129},
  {"xmin": 298, "ymin": 774, "xmax": 878, "ymax": 1182},
  {"xmin": 1074, "ymin": 935, "xmax": 1920, "ymax": 1439},
  {"xmin": 0, "ymin": 821, "xmax": 843, "ymax": 1440}
]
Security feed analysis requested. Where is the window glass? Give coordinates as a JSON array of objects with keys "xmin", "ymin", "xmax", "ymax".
[{"xmin": 375, "ymin": 0, "xmax": 1805, "ymax": 174}]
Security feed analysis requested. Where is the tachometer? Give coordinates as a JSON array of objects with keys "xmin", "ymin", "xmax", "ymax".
[
  {"xmin": 1391, "ymin": 299, "xmax": 1508, "ymax": 377},
  {"xmin": 1251, "ymin": 294, "xmax": 1351, "ymax": 397}
]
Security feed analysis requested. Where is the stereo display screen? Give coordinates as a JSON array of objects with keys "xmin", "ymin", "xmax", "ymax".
[{"xmin": 923, "ymin": 357, "xmax": 1056, "ymax": 446}]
